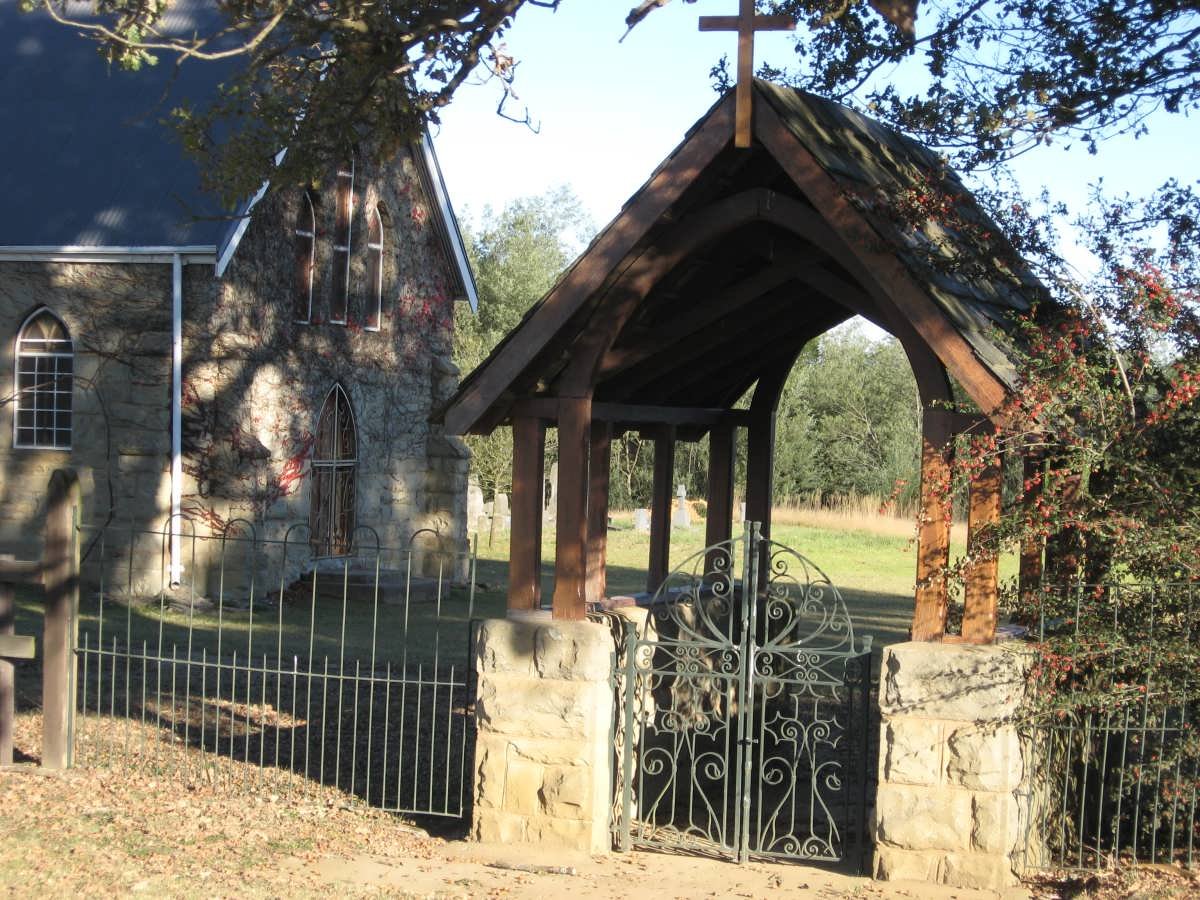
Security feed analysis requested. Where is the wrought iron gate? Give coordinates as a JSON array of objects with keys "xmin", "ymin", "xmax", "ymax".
[{"xmin": 615, "ymin": 523, "xmax": 873, "ymax": 865}]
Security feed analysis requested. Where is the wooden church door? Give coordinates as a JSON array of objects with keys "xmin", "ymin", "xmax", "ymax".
[{"xmin": 311, "ymin": 385, "xmax": 358, "ymax": 557}]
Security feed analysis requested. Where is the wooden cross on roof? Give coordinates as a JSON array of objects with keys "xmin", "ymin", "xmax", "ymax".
[{"xmin": 700, "ymin": 0, "xmax": 795, "ymax": 149}]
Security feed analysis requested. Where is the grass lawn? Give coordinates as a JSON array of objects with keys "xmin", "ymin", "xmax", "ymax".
[{"xmin": 474, "ymin": 509, "xmax": 1018, "ymax": 647}]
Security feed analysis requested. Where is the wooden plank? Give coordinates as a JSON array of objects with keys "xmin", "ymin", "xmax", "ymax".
[
  {"xmin": 754, "ymin": 101, "xmax": 1010, "ymax": 418},
  {"xmin": 42, "ymin": 468, "xmax": 80, "ymax": 771},
  {"xmin": 508, "ymin": 417, "xmax": 546, "ymax": 612},
  {"xmin": 597, "ymin": 260, "xmax": 819, "ymax": 377},
  {"xmin": 442, "ymin": 99, "xmax": 735, "ymax": 436},
  {"xmin": 912, "ymin": 410, "xmax": 953, "ymax": 641},
  {"xmin": 963, "ymin": 453, "xmax": 1003, "ymax": 643},
  {"xmin": 0, "ymin": 558, "xmax": 41, "ymax": 585},
  {"xmin": 552, "ymin": 397, "xmax": 592, "ymax": 621},
  {"xmin": 0, "ymin": 582, "xmax": 13, "ymax": 766},
  {"xmin": 586, "ymin": 421, "xmax": 613, "ymax": 606},
  {"xmin": 706, "ymin": 422, "xmax": 736, "ymax": 559},
  {"xmin": 511, "ymin": 398, "xmax": 751, "ymax": 428},
  {"xmin": 647, "ymin": 427, "xmax": 677, "ymax": 594},
  {"xmin": 0, "ymin": 634, "xmax": 35, "ymax": 660}
]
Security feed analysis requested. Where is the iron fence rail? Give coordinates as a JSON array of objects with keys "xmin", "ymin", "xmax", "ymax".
[
  {"xmin": 71, "ymin": 520, "xmax": 479, "ymax": 819},
  {"xmin": 1022, "ymin": 581, "xmax": 1200, "ymax": 872}
]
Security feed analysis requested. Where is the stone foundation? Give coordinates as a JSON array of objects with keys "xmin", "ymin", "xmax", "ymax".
[
  {"xmin": 472, "ymin": 616, "xmax": 614, "ymax": 853},
  {"xmin": 873, "ymin": 641, "xmax": 1032, "ymax": 891}
]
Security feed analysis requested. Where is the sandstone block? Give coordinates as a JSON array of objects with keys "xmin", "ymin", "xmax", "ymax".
[
  {"xmin": 526, "ymin": 816, "xmax": 597, "ymax": 853},
  {"xmin": 475, "ymin": 674, "xmax": 607, "ymax": 740},
  {"xmin": 473, "ymin": 810, "xmax": 527, "ymax": 844},
  {"xmin": 475, "ymin": 619, "xmax": 537, "ymax": 677},
  {"xmin": 873, "ymin": 845, "xmax": 940, "ymax": 882},
  {"xmin": 539, "ymin": 765, "xmax": 591, "ymax": 819},
  {"xmin": 941, "ymin": 852, "xmax": 1018, "ymax": 890},
  {"xmin": 502, "ymin": 756, "xmax": 544, "ymax": 816},
  {"xmin": 534, "ymin": 621, "xmax": 613, "ymax": 682},
  {"xmin": 972, "ymin": 792, "xmax": 1021, "ymax": 855},
  {"xmin": 881, "ymin": 642, "xmax": 1031, "ymax": 720},
  {"xmin": 947, "ymin": 725, "xmax": 1023, "ymax": 792},
  {"xmin": 882, "ymin": 718, "xmax": 944, "ymax": 786},
  {"xmin": 875, "ymin": 784, "xmax": 972, "ymax": 850}
]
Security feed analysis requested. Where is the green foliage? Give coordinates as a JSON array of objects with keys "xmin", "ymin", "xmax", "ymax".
[
  {"xmin": 767, "ymin": 0, "xmax": 1200, "ymax": 170},
  {"xmin": 453, "ymin": 187, "xmax": 592, "ymax": 501},
  {"xmin": 774, "ymin": 326, "xmax": 921, "ymax": 506}
]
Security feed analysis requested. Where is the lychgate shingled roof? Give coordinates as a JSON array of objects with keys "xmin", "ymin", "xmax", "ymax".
[{"xmin": 441, "ymin": 80, "xmax": 1048, "ymax": 438}]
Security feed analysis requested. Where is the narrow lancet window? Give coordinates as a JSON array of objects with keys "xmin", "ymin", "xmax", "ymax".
[
  {"xmin": 294, "ymin": 190, "xmax": 316, "ymax": 323},
  {"xmin": 330, "ymin": 162, "xmax": 354, "ymax": 324},
  {"xmin": 365, "ymin": 205, "xmax": 385, "ymax": 331}
]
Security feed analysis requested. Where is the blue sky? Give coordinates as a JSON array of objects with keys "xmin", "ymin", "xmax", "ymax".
[{"xmin": 433, "ymin": 0, "xmax": 1198, "ymax": 258}]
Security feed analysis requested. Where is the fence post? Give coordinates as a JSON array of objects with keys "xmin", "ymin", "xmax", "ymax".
[
  {"xmin": 42, "ymin": 468, "xmax": 80, "ymax": 770},
  {"xmin": 0, "ymin": 579, "xmax": 12, "ymax": 766}
]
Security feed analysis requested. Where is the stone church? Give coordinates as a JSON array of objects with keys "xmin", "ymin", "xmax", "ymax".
[{"xmin": 0, "ymin": 2, "xmax": 475, "ymax": 592}]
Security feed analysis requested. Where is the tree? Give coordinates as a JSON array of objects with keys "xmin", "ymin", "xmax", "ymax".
[
  {"xmin": 454, "ymin": 187, "xmax": 593, "ymax": 501},
  {"xmin": 762, "ymin": 0, "xmax": 1200, "ymax": 170}
]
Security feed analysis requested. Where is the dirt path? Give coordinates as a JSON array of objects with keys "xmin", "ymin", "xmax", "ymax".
[
  {"xmin": 286, "ymin": 840, "xmax": 1028, "ymax": 899},
  {"xmin": 4, "ymin": 713, "xmax": 1195, "ymax": 899}
]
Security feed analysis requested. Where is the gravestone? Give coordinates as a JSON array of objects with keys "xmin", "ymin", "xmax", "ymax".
[
  {"xmin": 467, "ymin": 478, "xmax": 485, "ymax": 527},
  {"xmin": 740, "ymin": 502, "xmax": 747, "ymax": 523},
  {"xmin": 494, "ymin": 492, "xmax": 510, "ymax": 518},
  {"xmin": 634, "ymin": 508, "xmax": 651, "ymax": 533},
  {"xmin": 672, "ymin": 483, "xmax": 691, "ymax": 529},
  {"xmin": 545, "ymin": 462, "xmax": 559, "ymax": 519}
]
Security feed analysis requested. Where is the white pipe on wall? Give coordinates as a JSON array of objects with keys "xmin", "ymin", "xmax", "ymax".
[{"xmin": 170, "ymin": 253, "xmax": 184, "ymax": 586}]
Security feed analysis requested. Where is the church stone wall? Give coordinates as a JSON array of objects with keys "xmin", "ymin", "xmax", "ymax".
[
  {"xmin": 0, "ymin": 144, "xmax": 469, "ymax": 596},
  {"xmin": 0, "ymin": 260, "xmax": 175, "ymax": 579}
]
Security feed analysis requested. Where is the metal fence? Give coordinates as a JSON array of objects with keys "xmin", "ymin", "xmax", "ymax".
[
  {"xmin": 1021, "ymin": 581, "xmax": 1199, "ymax": 872},
  {"xmin": 71, "ymin": 520, "xmax": 481, "ymax": 820}
]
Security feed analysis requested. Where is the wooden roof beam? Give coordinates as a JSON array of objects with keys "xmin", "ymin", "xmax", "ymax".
[
  {"xmin": 598, "ymin": 259, "xmax": 821, "ymax": 379},
  {"xmin": 510, "ymin": 398, "xmax": 751, "ymax": 428}
]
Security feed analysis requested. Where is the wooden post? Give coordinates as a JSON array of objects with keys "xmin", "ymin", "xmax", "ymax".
[
  {"xmin": 962, "ymin": 452, "xmax": 1002, "ymax": 643},
  {"xmin": 508, "ymin": 416, "xmax": 546, "ymax": 612},
  {"xmin": 647, "ymin": 426, "xmax": 676, "ymax": 594},
  {"xmin": 42, "ymin": 468, "xmax": 80, "ymax": 770},
  {"xmin": 1018, "ymin": 454, "xmax": 1045, "ymax": 607},
  {"xmin": 745, "ymin": 412, "xmax": 776, "ymax": 540},
  {"xmin": 586, "ymin": 421, "xmax": 612, "ymax": 606},
  {"xmin": 553, "ymin": 396, "xmax": 592, "ymax": 620},
  {"xmin": 706, "ymin": 422, "xmax": 736, "ymax": 548},
  {"xmin": 0, "ymin": 580, "xmax": 12, "ymax": 766},
  {"xmin": 912, "ymin": 410, "xmax": 953, "ymax": 641}
]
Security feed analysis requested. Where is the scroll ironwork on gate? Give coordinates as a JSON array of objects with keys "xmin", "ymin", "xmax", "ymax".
[{"xmin": 613, "ymin": 522, "xmax": 873, "ymax": 866}]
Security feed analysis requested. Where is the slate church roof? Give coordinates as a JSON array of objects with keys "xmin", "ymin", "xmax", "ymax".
[
  {"xmin": 0, "ymin": 0, "xmax": 235, "ymax": 246},
  {"xmin": 0, "ymin": 0, "xmax": 478, "ymax": 308}
]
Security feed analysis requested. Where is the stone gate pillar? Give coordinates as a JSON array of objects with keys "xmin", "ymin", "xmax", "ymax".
[
  {"xmin": 873, "ymin": 642, "xmax": 1033, "ymax": 890},
  {"xmin": 472, "ymin": 617, "xmax": 614, "ymax": 853}
]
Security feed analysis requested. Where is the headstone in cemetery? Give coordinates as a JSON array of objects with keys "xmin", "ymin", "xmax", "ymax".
[
  {"xmin": 545, "ymin": 462, "xmax": 559, "ymax": 519},
  {"xmin": 672, "ymin": 483, "xmax": 691, "ymax": 529},
  {"xmin": 740, "ymin": 502, "xmax": 747, "ymax": 523},
  {"xmin": 477, "ymin": 515, "xmax": 491, "ymax": 536},
  {"xmin": 634, "ymin": 508, "xmax": 651, "ymax": 533},
  {"xmin": 467, "ymin": 477, "xmax": 485, "ymax": 526},
  {"xmin": 494, "ymin": 492, "xmax": 510, "ymax": 518}
]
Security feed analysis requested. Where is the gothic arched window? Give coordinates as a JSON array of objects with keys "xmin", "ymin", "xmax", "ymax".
[
  {"xmin": 310, "ymin": 384, "xmax": 357, "ymax": 556},
  {"xmin": 14, "ymin": 309, "xmax": 73, "ymax": 450}
]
